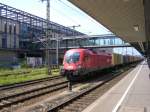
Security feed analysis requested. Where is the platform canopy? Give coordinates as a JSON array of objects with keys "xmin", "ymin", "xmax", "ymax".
[{"xmin": 69, "ymin": 0, "xmax": 150, "ymax": 55}]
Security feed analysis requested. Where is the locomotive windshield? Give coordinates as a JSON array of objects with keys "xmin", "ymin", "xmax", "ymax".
[{"xmin": 65, "ymin": 51, "xmax": 80, "ymax": 63}]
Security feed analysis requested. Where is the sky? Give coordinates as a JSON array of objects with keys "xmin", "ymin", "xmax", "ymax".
[
  {"xmin": 0, "ymin": 0, "xmax": 110, "ymax": 35},
  {"xmin": 0, "ymin": 0, "xmax": 142, "ymax": 56}
]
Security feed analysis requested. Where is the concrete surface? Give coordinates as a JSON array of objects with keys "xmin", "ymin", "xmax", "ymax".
[{"xmin": 82, "ymin": 61, "xmax": 150, "ymax": 112}]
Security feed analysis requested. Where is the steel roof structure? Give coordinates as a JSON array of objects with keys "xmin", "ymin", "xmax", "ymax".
[
  {"xmin": 0, "ymin": 2, "xmax": 83, "ymax": 36},
  {"xmin": 69, "ymin": 0, "xmax": 150, "ymax": 56}
]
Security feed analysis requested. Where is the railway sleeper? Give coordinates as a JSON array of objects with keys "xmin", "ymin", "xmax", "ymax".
[
  {"xmin": 83, "ymin": 95, "xmax": 98, "ymax": 99},
  {"xmin": 72, "ymin": 102, "xmax": 89, "ymax": 105},
  {"xmin": 68, "ymin": 104, "xmax": 87, "ymax": 110},
  {"xmin": 69, "ymin": 103, "xmax": 87, "ymax": 108},
  {"xmin": 1, "ymin": 100, "xmax": 11, "ymax": 105},
  {"xmin": 58, "ymin": 110, "xmax": 79, "ymax": 112},
  {"xmin": 76, "ymin": 99, "xmax": 95, "ymax": 104},
  {"xmin": 60, "ymin": 106, "xmax": 83, "ymax": 112},
  {"xmin": 0, "ymin": 80, "xmax": 67, "ymax": 101},
  {"xmin": 86, "ymin": 94, "xmax": 99, "ymax": 97},
  {"xmin": 62, "ymin": 108, "xmax": 83, "ymax": 112},
  {"xmin": 79, "ymin": 96, "xmax": 97, "ymax": 101},
  {"xmin": 79, "ymin": 99, "xmax": 95, "ymax": 103},
  {"xmin": 0, "ymin": 85, "xmax": 68, "ymax": 109},
  {"xmin": 71, "ymin": 99, "xmax": 89, "ymax": 105},
  {"xmin": 69, "ymin": 103, "xmax": 87, "ymax": 107}
]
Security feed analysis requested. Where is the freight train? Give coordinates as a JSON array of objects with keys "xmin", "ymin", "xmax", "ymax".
[{"xmin": 60, "ymin": 48, "xmax": 142, "ymax": 80}]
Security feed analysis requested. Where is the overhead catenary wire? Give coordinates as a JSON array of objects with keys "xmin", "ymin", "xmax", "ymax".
[
  {"xmin": 48, "ymin": 0, "xmax": 93, "ymax": 34},
  {"xmin": 57, "ymin": 0, "xmax": 108, "ymax": 30},
  {"xmin": 40, "ymin": 0, "xmax": 101, "ymax": 34},
  {"xmin": 48, "ymin": 0, "xmax": 90, "ymax": 34},
  {"xmin": 50, "ymin": 6, "xmax": 80, "ymax": 26},
  {"xmin": 39, "ymin": 0, "xmax": 81, "ymax": 29}
]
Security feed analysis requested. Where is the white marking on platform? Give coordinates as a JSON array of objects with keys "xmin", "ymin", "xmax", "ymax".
[{"xmin": 112, "ymin": 62, "xmax": 143, "ymax": 112}]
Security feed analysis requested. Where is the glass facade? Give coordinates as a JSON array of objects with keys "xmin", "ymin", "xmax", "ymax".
[
  {"xmin": 48, "ymin": 35, "xmax": 130, "ymax": 49},
  {"xmin": 0, "ymin": 3, "xmax": 84, "ymax": 50}
]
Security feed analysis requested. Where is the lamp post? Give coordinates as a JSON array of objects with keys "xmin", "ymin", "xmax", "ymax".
[{"xmin": 41, "ymin": 0, "xmax": 51, "ymax": 75}]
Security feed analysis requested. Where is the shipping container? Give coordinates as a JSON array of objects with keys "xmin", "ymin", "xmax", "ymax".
[
  {"xmin": 120, "ymin": 55, "xmax": 123, "ymax": 64},
  {"xmin": 112, "ymin": 53, "xmax": 119, "ymax": 65},
  {"xmin": 112, "ymin": 53, "xmax": 116, "ymax": 65},
  {"xmin": 123, "ymin": 55, "xmax": 126, "ymax": 64},
  {"xmin": 112, "ymin": 53, "xmax": 124, "ymax": 65},
  {"xmin": 123, "ymin": 55, "xmax": 129, "ymax": 64}
]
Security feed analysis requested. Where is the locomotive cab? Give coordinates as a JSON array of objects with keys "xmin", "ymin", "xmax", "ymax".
[{"xmin": 61, "ymin": 49, "xmax": 83, "ymax": 77}]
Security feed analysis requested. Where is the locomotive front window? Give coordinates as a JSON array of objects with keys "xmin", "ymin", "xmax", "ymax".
[{"xmin": 65, "ymin": 52, "xmax": 80, "ymax": 63}]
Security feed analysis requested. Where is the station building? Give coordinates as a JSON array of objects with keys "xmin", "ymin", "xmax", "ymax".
[
  {"xmin": 0, "ymin": 3, "xmax": 83, "ymax": 67},
  {"xmin": 0, "ymin": 3, "xmax": 128, "ymax": 67}
]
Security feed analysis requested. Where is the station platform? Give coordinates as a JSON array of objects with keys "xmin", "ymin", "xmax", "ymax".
[{"xmin": 82, "ymin": 61, "xmax": 150, "ymax": 112}]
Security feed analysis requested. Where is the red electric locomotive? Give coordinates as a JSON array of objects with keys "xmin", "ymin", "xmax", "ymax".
[{"xmin": 60, "ymin": 48, "xmax": 112, "ymax": 80}]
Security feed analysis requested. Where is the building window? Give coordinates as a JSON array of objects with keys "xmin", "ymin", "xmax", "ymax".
[
  {"xmin": 4, "ymin": 23, "xmax": 7, "ymax": 33},
  {"xmin": 9, "ymin": 24, "xmax": 12, "ymax": 34},
  {"xmin": 103, "ymin": 40, "xmax": 106, "ymax": 45},
  {"xmin": 2, "ymin": 38, "xmax": 7, "ymax": 48},
  {"xmin": 14, "ymin": 24, "xmax": 16, "ymax": 34},
  {"xmin": 14, "ymin": 35, "xmax": 16, "ymax": 48}
]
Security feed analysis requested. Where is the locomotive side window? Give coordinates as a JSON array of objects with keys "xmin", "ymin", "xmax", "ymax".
[{"xmin": 65, "ymin": 51, "xmax": 80, "ymax": 63}]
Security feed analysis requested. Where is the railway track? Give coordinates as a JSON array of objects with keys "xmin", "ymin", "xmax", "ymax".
[
  {"xmin": 0, "ymin": 75, "xmax": 63, "ymax": 91},
  {"xmin": 25, "ymin": 66, "xmax": 133, "ymax": 112},
  {"xmin": 0, "ymin": 76, "xmax": 67, "ymax": 101},
  {"xmin": 0, "ymin": 80, "xmax": 69, "ymax": 110},
  {"xmin": 0, "ymin": 64, "xmax": 137, "ymax": 111},
  {"xmin": 0, "ymin": 71, "xmax": 31, "ymax": 77},
  {"xmin": 48, "ymin": 73, "xmax": 122, "ymax": 112},
  {"xmin": 0, "ymin": 75, "xmax": 70, "ymax": 110}
]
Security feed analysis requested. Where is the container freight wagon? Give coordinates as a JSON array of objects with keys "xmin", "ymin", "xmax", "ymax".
[
  {"xmin": 111, "ymin": 53, "xmax": 124, "ymax": 66},
  {"xmin": 112, "ymin": 53, "xmax": 141, "ymax": 66},
  {"xmin": 61, "ymin": 48, "xmax": 142, "ymax": 80}
]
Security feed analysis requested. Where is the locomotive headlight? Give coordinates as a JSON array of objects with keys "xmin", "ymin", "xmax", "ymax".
[{"xmin": 78, "ymin": 65, "xmax": 82, "ymax": 69}]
